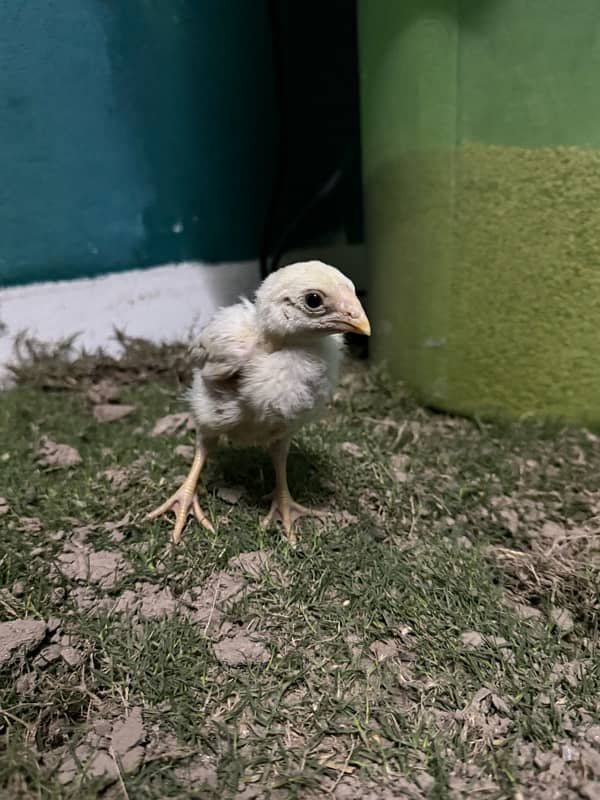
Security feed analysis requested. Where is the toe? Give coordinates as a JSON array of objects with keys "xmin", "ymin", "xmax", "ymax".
[
  {"xmin": 260, "ymin": 499, "xmax": 278, "ymax": 529},
  {"xmin": 289, "ymin": 503, "xmax": 328, "ymax": 524},
  {"xmin": 146, "ymin": 496, "xmax": 175, "ymax": 520},
  {"xmin": 284, "ymin": 529, "xmax": 297, "ymax": 547},
  {"xmin": 279, "ymin": 512, "xmax": 297, "ymax": 546},
  {"xmin": 172, "ymin": 509, "xmax": 187, "ymax": 544},
  {"xmin": 192, "ymin": 496, "xmax": 215, "ymax": 533}
]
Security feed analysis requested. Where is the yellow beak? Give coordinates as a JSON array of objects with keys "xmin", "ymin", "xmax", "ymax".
[
  {"xmin": 332, "ymin": 288, "xmax": 371, "ymax": 336},
  {"xmin": 348, "ymin": 309, "xmax": 371, "ymax": 336}
]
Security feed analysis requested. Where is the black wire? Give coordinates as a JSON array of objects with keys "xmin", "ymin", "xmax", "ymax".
[{"xmin": 268, "ymin": 168, "xmax": 343, "ymax": 273}]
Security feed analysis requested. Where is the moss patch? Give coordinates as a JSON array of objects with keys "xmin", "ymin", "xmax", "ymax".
[
  {"xmin": 2, "ymin": 356, "xmax": 600, "ymax": 797},
  {"xmin": 367, "ymin": 143, "xmax": 600, "ymax": 424}
]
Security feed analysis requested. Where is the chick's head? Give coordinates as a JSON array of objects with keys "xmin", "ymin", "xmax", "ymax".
[{"xmin": 255, "ymin": 261, "xmax": 370, "ymax": 341}]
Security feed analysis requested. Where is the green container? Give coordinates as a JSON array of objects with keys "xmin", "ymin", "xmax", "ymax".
[{"xmin": 358, "ymin": 0, "xmax": 600, "ymax": 424}]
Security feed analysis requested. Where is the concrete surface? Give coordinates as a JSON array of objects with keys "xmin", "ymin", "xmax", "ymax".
[{"xmin": 0, "ymin": 260, "xmax": 259, "ymax": 386}]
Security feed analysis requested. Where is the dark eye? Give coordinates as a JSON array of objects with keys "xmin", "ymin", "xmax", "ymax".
[{"xmin": 304, "ymin": 292, "xmax": 323, "ymax": 310}]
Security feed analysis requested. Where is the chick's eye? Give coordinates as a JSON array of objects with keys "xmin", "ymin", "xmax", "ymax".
[{"xmin": 304, "ymin": 292, "xmax": 323, "ymax": 310}]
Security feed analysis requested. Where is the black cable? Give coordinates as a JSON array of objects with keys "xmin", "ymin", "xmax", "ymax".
[{"xmin": 268, "ymin": 167, "xmax": 343, "ymax": 273}]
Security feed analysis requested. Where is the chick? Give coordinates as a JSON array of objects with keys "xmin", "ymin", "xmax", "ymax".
[{"xmin": 147, "ymin": 261, "xmax": 370, "ymax": 545}]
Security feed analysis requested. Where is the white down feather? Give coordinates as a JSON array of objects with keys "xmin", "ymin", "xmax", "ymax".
[{"xmin": 187, "ymin": 298, "xmax": 344, "ymax": 446}]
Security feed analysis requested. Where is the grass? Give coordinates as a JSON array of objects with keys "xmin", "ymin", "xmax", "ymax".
[{"xmin": 1, "ymin": 342, "xmax": 600, "ymax": 798}]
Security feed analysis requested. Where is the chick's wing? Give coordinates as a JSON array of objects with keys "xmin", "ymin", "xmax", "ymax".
[{"xmin": 192, "ymin": 300, "xmax": 260, "ymax": 384}]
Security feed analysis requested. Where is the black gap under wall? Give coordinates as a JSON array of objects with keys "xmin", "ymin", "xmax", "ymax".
[{"xmin": 264, "ymin": 0, "xmax": 364, "ymax": 266}]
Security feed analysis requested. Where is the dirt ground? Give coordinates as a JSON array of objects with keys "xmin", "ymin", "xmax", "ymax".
[{"xmin": 1, "ymin": 338, "xmax": 600, "ymax": 798}]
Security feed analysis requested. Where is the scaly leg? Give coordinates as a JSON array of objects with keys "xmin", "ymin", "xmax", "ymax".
[
  {"xmin": 147, "ymin": 439, "xmax": 214, "ymax": 543},
  {"xmin": 261, "ymin": 439, "xmax": 326, "ymax": 545}
]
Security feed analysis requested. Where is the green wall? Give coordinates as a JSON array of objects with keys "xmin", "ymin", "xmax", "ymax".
[
  {"xmin": 359, "ymin": 0, "xmax": 600, "ymax": 424},
  {"xmin": 0, "ymin": 1, "xmax": 275, "ymax": 286}
]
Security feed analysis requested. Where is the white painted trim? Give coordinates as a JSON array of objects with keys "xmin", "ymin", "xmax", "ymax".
[{"xmin": 0, "ymin": 260, "xmax": 260, "ymax": 386}]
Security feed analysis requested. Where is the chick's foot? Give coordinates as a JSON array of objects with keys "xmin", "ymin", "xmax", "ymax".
[
  {"xmin": 261, "ymin": 492, "xmax": 327, "ymax": 545},
  {"xmin": 146, "ymin": 446, "xmax": 213, "ymax": 543}
]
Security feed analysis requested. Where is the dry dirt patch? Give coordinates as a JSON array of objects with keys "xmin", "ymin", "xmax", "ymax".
[
  {"xmin": 37, "ymin": 436, "xmax": 81, "ymax": 468},
  {"xmin": 56, "ymin": 545, "xmax": 132, "ymax": 588},
  {"xmin": 0, "ymin": 619, "xmax": 47, "ymax": 667}
]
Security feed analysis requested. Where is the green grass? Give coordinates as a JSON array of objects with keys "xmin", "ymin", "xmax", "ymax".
[{"xmin": 1, "ymin": 357, "xmax": 599, "ymax": 798}]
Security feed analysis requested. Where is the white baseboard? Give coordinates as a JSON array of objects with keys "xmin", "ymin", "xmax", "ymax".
[
  {"xmin": 0, "ymin": 260, "xmax": 260, "ymax": 386},
  {"xmin": 0, "ymin": 248, "xmax": 367, "ymax": 388}
]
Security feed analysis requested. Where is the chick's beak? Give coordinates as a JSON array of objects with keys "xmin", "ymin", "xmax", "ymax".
[
  {"xmin": 349, "ymin": 305, "xmax": 371, "ymax": 336},
  {"xmin": 333, "ymin": 288, "xmax": 371, "ymax": 336}
]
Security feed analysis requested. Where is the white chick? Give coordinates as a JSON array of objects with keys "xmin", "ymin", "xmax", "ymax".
[{"xmin": 147, "ymin": 260, "xmax": 370, "ymax": 545}]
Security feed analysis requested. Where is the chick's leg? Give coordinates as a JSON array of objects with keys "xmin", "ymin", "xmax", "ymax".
[
  {"xmin": 147, "ymin": 439, "xmax": 214, "ymax": 543},
  {"xmin": 261, "ymin": 439, "xmax": 326, "ymax": 544}
]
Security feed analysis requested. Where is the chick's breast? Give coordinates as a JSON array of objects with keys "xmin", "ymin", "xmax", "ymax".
[
  {"xmin": 239, "ymin": 346, "xmax": 333, "ymax": 436},
  {"xmin": 188, "ymin": 302, "xmax": 343, "ymax": 446}
]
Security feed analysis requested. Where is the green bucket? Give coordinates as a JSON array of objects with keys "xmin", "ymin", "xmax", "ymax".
[{"xmin": 358, "ymin": 0, "xmax": 600, "ymax": 424}]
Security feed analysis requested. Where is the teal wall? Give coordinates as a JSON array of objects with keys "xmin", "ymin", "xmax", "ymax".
[{"xmin": 0, "ymin": 1, "xmax": 275, "ymax": 286}]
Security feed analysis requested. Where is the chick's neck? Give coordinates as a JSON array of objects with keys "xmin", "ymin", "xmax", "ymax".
[{"xmin": 259, "ymin": 327, "xmax": 333, "ymax": 354}]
